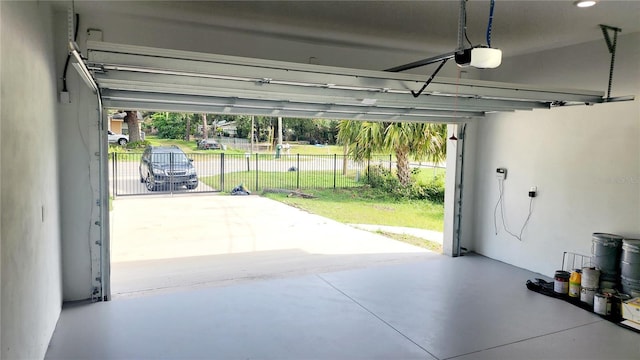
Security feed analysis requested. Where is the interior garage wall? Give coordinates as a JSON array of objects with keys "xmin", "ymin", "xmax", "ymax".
[
  {"xmin": 53, "ymin": 13, "xmax": 102, "ymax": 302},
  {"xmin": 1, "ymin": 1, "xmax": 63, "ymax": 359},
  {"xmin": 469, "ymin": 32, "xmax": 640, "ymax": 277}
]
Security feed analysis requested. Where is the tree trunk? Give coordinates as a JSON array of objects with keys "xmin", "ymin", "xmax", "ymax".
[
  {"xmin": 124, "ymin": 111, "xmax": 141, "ymax": 142},
  {"xmin": 342, "ymin": 144, "xmax": 349, "ymax": 176},
  {"xmin": 396, "ymin": 146, "xmax": 411, "ymax": 186},
  {"xmin": 202, "ymin": 113, "xmax": 208, "ymax": 140},
  {"xmin": 185, "ymin": 115, "xmax": 191, "ymax": 141}
]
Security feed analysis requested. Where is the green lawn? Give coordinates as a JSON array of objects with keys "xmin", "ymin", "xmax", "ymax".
[
  {"xmin": 262, "ymin": 187, "xmax": 444, "ymax": 232},
  {"xmin": 287, "ymin": 144, "xmax": 344, "ymax": 155},
  {"xmin": 200, "ymin": 170, "xmax": 363, "ymax": 192},
  {"xmin": 146, "ymin": 136, "xmax": 247, "ymax": 155},
  {"xmin": 376, "ymin": 231, "xmax": 443, "ymax": 253}
]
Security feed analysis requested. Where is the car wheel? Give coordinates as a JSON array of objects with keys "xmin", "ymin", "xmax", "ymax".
[
  {"xmin": 186, "ymin": 183, "xmax": 198, "ymax": 190},
  {"xmin": 145, "ymin": 175, "xmax": 156, "ymax": 191},
  {"xmin": 118, "ymin": 138, "xmax": 128, "ymax": 146}
]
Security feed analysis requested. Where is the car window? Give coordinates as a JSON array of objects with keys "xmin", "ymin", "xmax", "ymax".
[{"xmin": 151, "ymin": 151, "xmax": 189, "ymax": 164}]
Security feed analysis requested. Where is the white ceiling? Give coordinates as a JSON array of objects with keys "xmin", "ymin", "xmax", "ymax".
[{"xmin": 71, "ymin": 0, "xmax": 640, "ymax": 59}]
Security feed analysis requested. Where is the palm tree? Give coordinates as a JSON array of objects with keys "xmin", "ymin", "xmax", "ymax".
[
  {"xmin": 337, "ymin": 120, "xmax": 447, "ymax": 186},
  {"xmin": 336, "ymin": 120, "xmax": 362, "ymax": 175}
]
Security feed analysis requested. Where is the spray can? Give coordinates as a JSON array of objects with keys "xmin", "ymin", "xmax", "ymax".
[{"xmin": 569, "ymin": 269, "xmax": 582, "ymax": 298}]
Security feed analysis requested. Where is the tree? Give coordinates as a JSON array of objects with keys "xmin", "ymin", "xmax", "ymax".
[
  {"xmin": 151, "ymin": 112, "xmax": 185, "ymax": 139},
  {"xmin": 124, "ymin": 111, "xmax": 142, "ymax": 142},
  {"xmin": 202, "ymin": 114, "xmax": 208, "ymax": 140},
  {"xmin": 235, "ymin": 116, "xmax": 272, "ymax": 141},
  {"xmin": 185, "ymin": 114, "xmax": 191, "ymax": 141},
  {"xmin": 337, "ymin": 120, "xmax": 447, "ymax": 186},
  {"xmin": 336, "ymin": 120, "xmax": 362, "ymax": 175}
]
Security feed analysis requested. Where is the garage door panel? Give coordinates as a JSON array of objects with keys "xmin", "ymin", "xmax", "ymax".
[
  {"xmin": 96, "ymin": 75, "xmax": 546, "ymax": 114},
  {"xmin": 102, "ymin": 90, "xmax": 482, "ymax": 119}
]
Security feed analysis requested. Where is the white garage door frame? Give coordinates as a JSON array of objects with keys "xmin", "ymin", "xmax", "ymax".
[{"xmin": 71, "ymin": 40, "xmax": 614, "ymax": 301}]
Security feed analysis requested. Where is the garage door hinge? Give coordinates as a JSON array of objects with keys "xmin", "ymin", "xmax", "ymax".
[
  {"xmin": 96, "ymin": 199, "xmax": 101, "ymax": 206},
  {"xmin": 95, "ymin": 240, "xmax": 102, "ymax": 245},
  {"xmin": 94, "ymin": 220, "xmax": 101, "ymax": 226}
]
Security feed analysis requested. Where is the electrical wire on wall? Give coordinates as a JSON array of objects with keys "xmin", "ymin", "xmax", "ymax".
[
  {"xmin": 493, "ymin": 177, "xmax": 534, "ymax": 241},
  {"xmin": 62, "ymin": 13, "xmax": 79, "ymax": 92}
]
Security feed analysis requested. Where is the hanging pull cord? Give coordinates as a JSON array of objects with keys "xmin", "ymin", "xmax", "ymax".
[
  {"xmin": 486, "ymin": 0, "xmax": 495, "ymax": 47},
  {"xmin": 600, "ymin": 24, "xmax": 622, "ymax": 100},
  {"xmin": 411, "ymin": 59, "xmax": 449, "ymax": 98}
]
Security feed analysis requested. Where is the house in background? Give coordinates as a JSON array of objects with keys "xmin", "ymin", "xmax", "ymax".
[
  {"xmin": 108, "ymin": 112, "xmax": 125, "ymax": 134},
  {"xmin": 108, "ymin": 111, "xmax": 144, "ymax": 137},
  {"xmin": 217, "ymin": 120, "xmax": 237, "ymax": 137}
]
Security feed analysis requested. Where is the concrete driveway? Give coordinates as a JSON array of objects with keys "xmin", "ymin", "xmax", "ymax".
[{"xmin": 110, "ymin": 194, "xmax": 439, "ymax": 298}]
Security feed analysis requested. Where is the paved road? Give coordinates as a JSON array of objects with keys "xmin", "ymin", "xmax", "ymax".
[{"xmin": 109, "ymin": 194, "xmax": 440, "ymax": 298}]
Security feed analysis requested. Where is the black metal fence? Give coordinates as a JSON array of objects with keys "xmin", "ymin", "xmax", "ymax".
[
  {"xmin": 109, "ymin": 152, "xmax": 404, "ymax": 196},
  {"xmin": 110, "ymin": 152, "xmax": 441, "ymax": 197}
]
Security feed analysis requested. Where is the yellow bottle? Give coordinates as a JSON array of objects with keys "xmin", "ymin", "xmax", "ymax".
[{"xmin": 569, "ymin": 269, "xmax": 582, "ymax": 298}]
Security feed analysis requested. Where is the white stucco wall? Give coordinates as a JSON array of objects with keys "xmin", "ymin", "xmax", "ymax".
[
  {"xmin": 469, "ymin": 32, "xmax": 640, "ymax": 277},
  {"xmin": 1, "ymin": 1, "xmax": 63, "ymax": 359}
]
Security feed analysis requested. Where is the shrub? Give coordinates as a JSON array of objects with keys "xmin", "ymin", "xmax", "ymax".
[
  {"xmin": 125, "ymin": 140, "xmax": 151, "ymax": 149},
  {"xmin": 413, "ymin": 174, "xmax": 445, "ymax": 203},
  {"xmin": 364, "ymin": 164, "xmax": 445, "ymax": 202}
]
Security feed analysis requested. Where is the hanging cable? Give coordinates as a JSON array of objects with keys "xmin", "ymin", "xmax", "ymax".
[
  {"xmin": 493, "ymin": 177, "xmax": 534, "ymax": 241},
  {"xmin": 62, "ymin": 13, "xmax": 80, "ymax": 92},
  {"xmin": 411, "ymin": 59, "xmax": 449, "ymax": 98},
  {"xmin": 493, "ymin": 178, "xmax": 504, "ymax": 235},
  {"xmin": 463, "ymin": 0, "xmax": 474, "ymax": 47},
  {"xmin": 486, "ymin": 0, "xmax": 495, "ymax": 47}
]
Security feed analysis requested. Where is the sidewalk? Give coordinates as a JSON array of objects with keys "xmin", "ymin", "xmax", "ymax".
[{"xmin": 348, "ymin": 224, "xmax": 443, "ymax": 244}]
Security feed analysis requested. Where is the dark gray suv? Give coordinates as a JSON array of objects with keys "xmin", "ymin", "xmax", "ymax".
[{"xmin": 139, "ymin": 146, "xmax": 198, "ymax": 191}]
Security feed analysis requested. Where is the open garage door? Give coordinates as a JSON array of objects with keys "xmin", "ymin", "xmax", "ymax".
[
  {"xmin": 72, "ymin": 41, "xmax": 611, "ymax": 301},
  {"xmin": 86, "ymin": 41, "xmax": 606, "ymax": 121}
]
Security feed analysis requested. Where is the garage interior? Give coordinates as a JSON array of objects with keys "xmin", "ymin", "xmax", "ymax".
[{"xmin": 2, "ymin": 1, "xmax": 639, "ymax": 359}]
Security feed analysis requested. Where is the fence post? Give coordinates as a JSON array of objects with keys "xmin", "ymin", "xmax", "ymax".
[
  {"xmin": 170, "ymin": 152, "xmax": 175, "ymax": 195},
  {"xmin": 333, "ymin": 154, "xmax": 337, "ymax": 189},
  {"xmin": 389, "ymin": 154, "xmax": 392, "ymax": 172},
  {"xmin": 220, "ymin": 153, "xmax": 225, "ymax": 191},
  {"xmin": 255, "ymin": 153, "xmax": 259, "ymax": 191},
  {"xmin": 367, "ymin": 158, "xmax": 370, "ymax": 183},
  {"xmin": 112, "ymin": 152, "xmax": 117, "ymax": 197},
  {"xmin": 296, "ymin": 154, "xmax": 300, "ymax": 189}
]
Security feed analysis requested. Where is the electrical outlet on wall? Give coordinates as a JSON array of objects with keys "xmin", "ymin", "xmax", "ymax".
[{"xmin": 496, "ymin": 168, "xmax": 507, "ymax": 180}]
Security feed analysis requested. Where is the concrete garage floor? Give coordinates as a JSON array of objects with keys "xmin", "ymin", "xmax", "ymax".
[
  {"xmin": 109, "ymin": 194, "xmax": 436, "ymax": 297},
  {"xmin": 46, "ymin": 195, "xmax": 639, "ymax": 359},
  {"xmin": 46, "ymin": 255, "xmax": 639, "ymax": 359}
]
